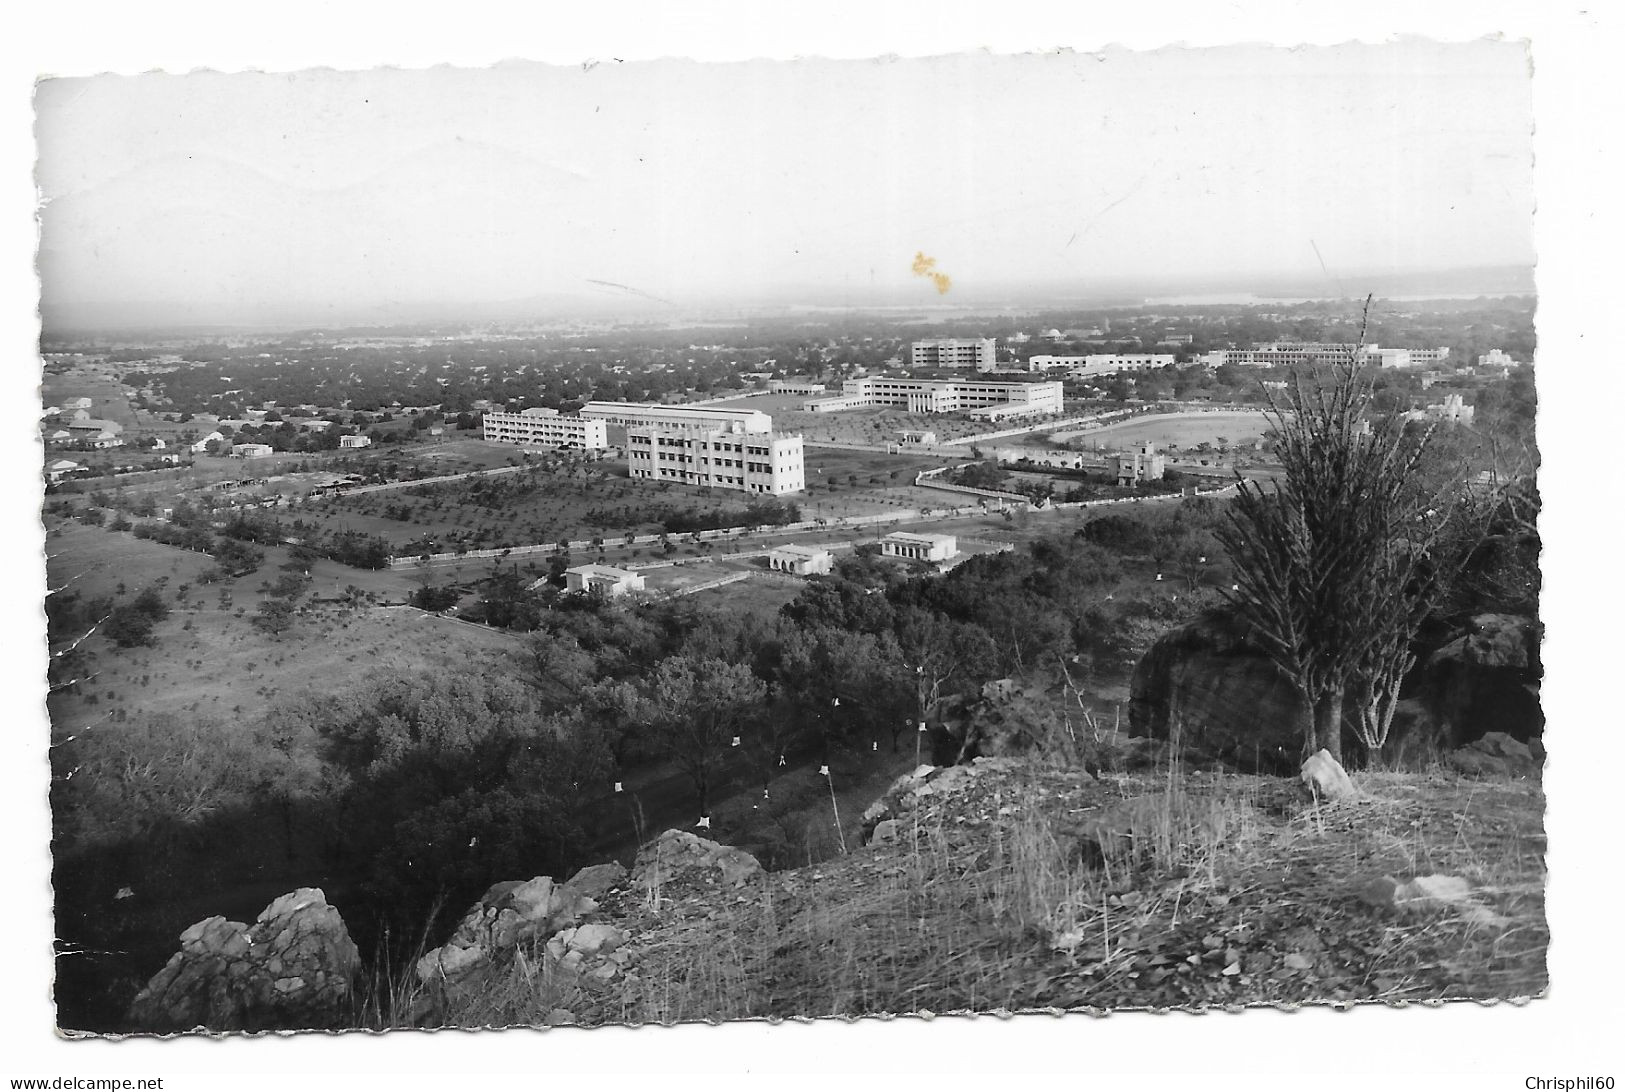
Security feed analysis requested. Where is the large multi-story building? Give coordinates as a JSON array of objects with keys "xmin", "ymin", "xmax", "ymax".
[
  {"xmin": 804, "ymin": 377, "xmax": 1063, "ymax": 420},
  {"xmin": 1076, "ymin": 354, "xmax": 1176, "ymax": 376},
  {"xmin": 910, "ymin": 338, "xmax": 997, "ymax": 371},
  {"xmin": 483, "ymin": 407, "xmax": 609, "ymax": 450},
  {"xmin": 627, "ymin": 427, "xmax": 805, "ymax": 495},
  {"xmin": 579, "ymin": 401, "xmax": 773, "ymax": 434},
  {"xmin": 1199, "ymin": 343, "xmax": 1450, "ymax": 370},
  {"xmin": 1025, "ymin": 355, "xmax": 1086, "ymax": 373}
]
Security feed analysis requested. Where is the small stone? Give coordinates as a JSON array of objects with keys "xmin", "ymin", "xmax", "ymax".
[{"xmin": 1300, "ymin": 750, "xmax": 1358, "ymax": 803}]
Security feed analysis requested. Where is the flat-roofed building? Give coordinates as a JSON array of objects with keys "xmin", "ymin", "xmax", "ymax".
[
  {"xmin": 804, "ymin": 378, "xmax": 1062, "ymax": 419},
  {"xmin": 1076, "ymin": 354, "xmax": 1176, "ymax": 377},
  {"xmin": 579, "ymin": 401, "xmax": 773, "ymax": 434},
  {"xmin": 562, "ymin": 564, "xmax": 646, "ymax": 598},
  {"xmin": 768, "ymin": 544, "xmax": 835, "ymax": 575},
  {"xmin": 770, "ymin": 380, "xmax": 827, "ymax": 394},
  {"xmin": 1200, "ymin": 343, "xmax": 1449, "ymax": 370},
  {"xmin": 1026, "ymin": 355, "xmax": 1088, "ymax": 372},
  {"xmin": 339, "ymin": 434, "xmax": 372, "ymax": 449},
  {"xmin": 880, "ymin": 532, "xmax": 958, "ymax": 563},
  {"xmin": 1109, "ymin": 442, "xmax": 1165, "ymax": 486},
  {"xmin": 910, "ymin": 338, "xmax": 997, "ymax": 370},
  {"xmin": 483, "ymin": 407, "xmax": 609, "ymax": 449},
  {"xmin": 627, "ymin": 427, "xmax": 805, "ymax": 495}
]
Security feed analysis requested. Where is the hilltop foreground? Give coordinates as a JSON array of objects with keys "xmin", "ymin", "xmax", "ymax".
[{"xmin": 122, "ymin": 752, "xmax": 1546, "ymax": 1033}]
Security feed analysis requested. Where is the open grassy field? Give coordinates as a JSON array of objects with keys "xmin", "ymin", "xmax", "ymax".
[
  {"xmin": 47, "ymin": 600, "xmax": 532, "ymax": 734},
  {"xmin": 1052, "ymin": 410, "xmax": 1273, "ymax": 451},
  {"xmin": 45, "ymin": 519, "xmax": 222, "ymax": 602},
  {"xmin": 41, "ymin": 366, "xmax": 144, "ymax": 428}
]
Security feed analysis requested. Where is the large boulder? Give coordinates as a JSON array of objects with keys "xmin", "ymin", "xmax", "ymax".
[
  {"xmin": 410, "ymin": 872, "xmax": 606, "ymax": 1025},
  {"xmin": 1447, "ymin": 731, "xmax": 1540, "ymax": 778},
  {"xmin": 1130, "ymin": 608, "xmax": 1544, "ymax": 770},
  {"xmin": 1129, "ymin": 608, "xmax": 1307, "ymax": 772},
  {"xmin": 415, "ymin": 875, "xmax": 598, "ymax": 985},
  {"xmin": 127, "ymin": 888, "xmax": 359, "ymax": 1033},
  {"xmin": 1417, "ymin": 614, "xmax": 1543, "ymax": 748},
  {"xmin": 632, "ymin": 829, "xmax": 763, "ymax": 890}
]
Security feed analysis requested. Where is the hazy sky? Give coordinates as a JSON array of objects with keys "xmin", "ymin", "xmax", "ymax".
[{"xmin": 34, "ymin": 40, "xmax": 1535, "ymax": 325}]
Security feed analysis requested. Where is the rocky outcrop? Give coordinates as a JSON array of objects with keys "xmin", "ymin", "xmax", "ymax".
[
  {"xmin": 414, "ymin": 875, "xmax": 599, "ymax": 986},
  {"xmin": 1420, "ymin": 614, "xmax": 1544, "ymax": 747},
  {"xmin": 860, "ymin": 758, "xmax": 1024, "ymax": 844},
  {"xmin": 1129, "ymin": 608, "xmax": 1306, "ymax": 772},
  {"xmin": 1131, "ymin": 608, "xmax": 1543, "ymax": 771},
  {"xmin": 409, "ymin": 835, "xmax": 761, "ymax": 1026},
  {"xmin": 632, "ymin": 829, "xmax": 763, "ymax": 889},
  {"xmin": 127, "ymin": 888, "xmax": 359, "ymax": 1033},
  {"xmin": 1447, "ymin": 731, "xmax": 1540, "ymax": 778}
]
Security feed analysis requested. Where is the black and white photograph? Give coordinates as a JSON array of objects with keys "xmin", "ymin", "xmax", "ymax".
[{"xmin": 7, "ymin": 4, "xmax": 1618, "ymax": 1087}]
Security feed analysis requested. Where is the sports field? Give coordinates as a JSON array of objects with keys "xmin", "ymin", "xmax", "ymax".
[{"xmin": 1052, "ymin": 410, "xmax": 1273, "ymax": 451}]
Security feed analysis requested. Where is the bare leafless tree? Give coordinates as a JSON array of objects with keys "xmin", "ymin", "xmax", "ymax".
[{"xmin": 1218, "ymin": 297, "xmax": 1490, "ymax": 765}]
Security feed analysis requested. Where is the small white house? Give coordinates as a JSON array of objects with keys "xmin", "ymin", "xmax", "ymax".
[
  {"xmin": 880, "ymin": 532, "xmax": 958, "ymax": 563},
  {"xmin": 563, "ymin": 564, "xmax": 647, "ymax": 598},
  {"xmin": 232, "ymin": 442, "xmax": 275, "ymax": 459},
  {"xmin": 768, "ymin": 544, "xmax": 835, "ymax": 576},
  {"xmin": 46, "ymin": 459, "xmax": 82, "ymax": 483},
  {"xmin": 191, "ymin": 431, "xmax": 225, "ymax": 453},
  {"xmin": 339, "ymin": 434, "xmax": 372, "ymax": 449}
]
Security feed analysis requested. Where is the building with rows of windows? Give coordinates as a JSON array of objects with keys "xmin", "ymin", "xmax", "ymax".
[
  {"xmin": 482, "ymin": 407, "xmax": 609, "ymax": 450},
  {"xmin": 578, "ymin": 401, "xmax": 773, "ymax": 433},
  {"xmin": 626, "ymin": 426, "xmax": 806, "ymax": 495},
  {"xmin": 910, "ymin": 338, "xmax": 997, "ymax": 370},
  {"xmin": 1199, "ymin": 343, "xmax": 1450, "ymax": 370},
  {"xmin": 803, "ymin": 377, "xmax": 1063, "ymax": 420}
]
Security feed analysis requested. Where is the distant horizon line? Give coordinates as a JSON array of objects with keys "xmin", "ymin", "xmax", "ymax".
[{"xmin": 37, "ymin": 263, "xmax": 1536, "ymax": 339}]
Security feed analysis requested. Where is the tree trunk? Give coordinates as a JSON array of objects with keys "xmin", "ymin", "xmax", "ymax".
[{"xmin": 1314, "ymin": 685, "xmax": 1345, "ymax": 766}]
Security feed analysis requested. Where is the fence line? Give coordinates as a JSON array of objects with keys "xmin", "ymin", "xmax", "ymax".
[{"xmin": 668, "ymin": 572, "xmax": 752, "ymax": 597}]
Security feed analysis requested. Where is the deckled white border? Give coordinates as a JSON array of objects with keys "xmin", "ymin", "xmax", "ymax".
[{"xmin": 3, "ymin": 3, "xmax": 1615, "ymax": 1088}]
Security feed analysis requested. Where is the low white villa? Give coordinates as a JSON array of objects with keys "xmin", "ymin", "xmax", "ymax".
[{"xmin": 562, "ymin": 564, "xmax": 647, "ymax": 598}]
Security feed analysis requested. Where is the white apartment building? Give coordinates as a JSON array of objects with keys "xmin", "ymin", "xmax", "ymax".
[
  {"xmin": 910, "ymin": 338, "xmax": 997, "ymax": 370},
  {"xmin": 1026, "ymin": 355, "xmax": 1087, "ymax": 373},
  {"xmin": 1077, "ymin": 354, "xmax": 1176, "ymax": 377},
  {"xmin": 880, "ymin": 532, "xmax": 958, "ymax": 563},
  {"xmin": 483, "ymin": 407, "xmax": 610, "ymax": 450},
  {"xmin": 1426, "ymin": 393, "xmax": 1476, "ymax": 426},
  {"xmin": 579, "ymin": 401, "xmax": 773, "ymax": 434},
  {"xmin": 804, "ymin": 378, "xmax": 1063, "ymax": 420},
  {"xmin": 627, "ymin": 427, "xmax": 805, "ymax": 495},
  {"xmin": 1200, "ymin": 343, "xmax": 1450, "ymax": 370},
  {"xmin": 1109, "ymin": 442, "xmax": 1166, "ymax": 486}
]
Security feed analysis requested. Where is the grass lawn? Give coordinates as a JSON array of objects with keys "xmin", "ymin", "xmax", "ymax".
[
  {"xmin": 1053, "ymin": 410, "xmax": 1273, "ymax": 451},
  {"xmin": 47, "ymin": 602, "xmax": 532, "ymax": 734}
]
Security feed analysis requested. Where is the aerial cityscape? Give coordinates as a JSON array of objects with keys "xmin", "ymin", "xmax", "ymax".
[{"xmin": 31, "ymin": 41, "xmax": 1546, "ymax": 1041}]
